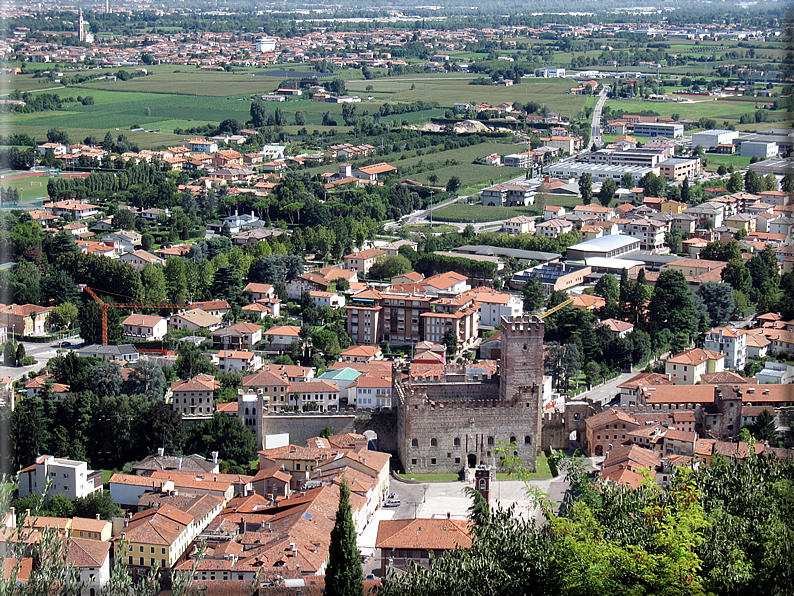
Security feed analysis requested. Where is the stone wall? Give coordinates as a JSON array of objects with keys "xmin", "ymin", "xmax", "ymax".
[{"xmin": 260, "ymin": 414, "xmax": 357, "ymax": 447}]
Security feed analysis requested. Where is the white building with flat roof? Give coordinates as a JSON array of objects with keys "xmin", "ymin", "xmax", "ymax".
[
  {"xmin": 692, "ymin": 130, "xmax": 740, "ymax": 149},
  {"xmin": 548, "ymin": 162, "xmax": 658, "ymax": 184},
  {"xmin": 17, "ymin": 455, "xmax": 104, "ymax": 500},
  {"xmin": 565, "ymin": 235, "xmax": 642, "ymax": 260}
]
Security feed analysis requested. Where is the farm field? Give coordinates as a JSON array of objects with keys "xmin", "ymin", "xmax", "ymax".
[
  {"xmin": 301, "ymin": 141, "xmax": 523, "ymax": 191},
  {"xmin": 702, "ymin": 154, "xmax": 753, "ymax": 171},
  {"xmin": 433, "ymin": 194, "xmax": 583, "ymax": 223},
  {"xmin": 605, "ymin": 97, "xmax": 777, "ymax": 128}
]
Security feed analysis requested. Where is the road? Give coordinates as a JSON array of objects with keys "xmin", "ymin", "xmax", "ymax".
[
  {"xmin": 0, "ymin": 340, "xmax": 69, "ymax": 381},
  {"xmin": 573, "ymin": 371, "xmax": 634, "ymax": 408},
  {"xmin": 591, "ymin": 86, "xmax": 609, "ymax": 147}
]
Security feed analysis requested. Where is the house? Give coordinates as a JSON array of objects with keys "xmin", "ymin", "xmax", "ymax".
[
  {"xmin": 251, "ymin": 465, "xmax": 292, "ymax": 499},
  {"xmin": 352, "ymin": 373, "xmax": 392, "ymax": 408},
  {"xmin": 501, "ymin": 215, "xmax": 536, "ymax": 235},
  {"xmin": 133, "ymin": 451, "xmax": 220, "ymax": 476},
  {"xmin": 535, "ymin": 218, "xmax": 574, "ymax": 238},
  {"xmin": 665, "ymin": 348, "xmax": 726, "ymax": 384},
  {"xmin": 755, "ymin": 362, "xmax": 794, "ymax": 385},
  {"xmin": 584, "ymin": 409, "xmax": 641, "ymax": 457},
  {"xmin": 352, "ymin": 162, "xmax": 397, "ymax": 181},
  {"xmin": 119, "ymin": 250, "xmax": 165, "ymax": 268},
  {"xmin": 17, "ymin": 455, "xmax": 103, "ymax": 500},
  {"xmin": 171, "ymin": 374, "xmax": 220, "ymax": 420},
  {"xmin": 288, "ymin": 380, "xmax": 340, "ymax": 412},
  {"xmin": 0, "ymin": 304, "xmax": 51, "ymax": 336},
  {"xmin": 340, "ymin": 345, "xmax": 383, "ymax": 363},
  {"xmin": 544, "ymin": 206, "xmax": 566, "ymax": 221},
  {"xmin": 309, "ymin": 290, "xmax": 345, "ymax": 309},
  {"xmin": 242, "ymin": 283, "xmax": 274, "ymax": 302},
  {"xmin": 25, "ymin": 374, "xmax": 69, "ymax": 399},
  {"xmin": 115, "ymin": 505, "xmax": 195, "ymax": 570},
  {"xmin": 67, "ymin": 538, "xmax": 111, "ymax": 596},
  {"xmin": 211, "ymin": 322, "xmax": 262, "ymax": 350},
  {"xmin": 187, "ymin": 300, "xmax": 231, "ymax": 318},
  {"xmin": 422, "ymin": 271, "xmax": 470, "ymax": 295},
  {"xmin": 481, "ymin": 183, "xmax": 534, "ymax": 207},
  {"xmin": 262, "ymin": 325, "xmax": 302, "ymax": 351},
  {"xmin": 122, "ymin": 314, "xmax": 167, "ymax": 341},
  {"xmin": 704, "ymin": 327, "xmax": 747, "ymax": 370},
  {"xmin": 343, "ymin": 248, "xmax": 385, "ymax": 276},
  {"xmin": 43, "ymin": 200, "xmax": 99, "ymax": 220},
  {"xmin": 169, "ymin": 309, "xmax": 222, "ymax": 332},
  {"xmin": 599, "ymin": 318, "xmax": 635, "ymax": 337},
  {"xmin": 75, "ymin": 344, "xmax": 139, "ymax": 362},
  {"xmin": 463, "ymin": 287, "xmax": 523, "ymax": 328},
  {"xmin": 617, "ymin": 372, "xmax": 678, "ymax": 407},
  {"xmin": 102, "ymin": 231, "xmax": 142, "ymax": 253},
  {"xmin": 217, "ymin": 350, "xmax": 262, "ymax": 373},
  {"xmin": 375, "ymin": 518, "xmax": 471, "ymax": 576}
]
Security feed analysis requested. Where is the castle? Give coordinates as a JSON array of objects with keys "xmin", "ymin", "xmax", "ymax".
[{"xmin": 396, "ymin": 315, "xmax": 545, "ymax": 474}]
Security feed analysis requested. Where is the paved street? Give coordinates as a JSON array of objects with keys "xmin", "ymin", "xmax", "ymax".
[
  {"xmin": 575, "ymin": 371, "xmax": 634, "ymax": 408},
  {"xmin": 591, "ymin": 86, "xmax": 609, "ymax": 147},
  {"xmin": 0, "ymin": 340, "xmax": 68, "ymax": 381}
]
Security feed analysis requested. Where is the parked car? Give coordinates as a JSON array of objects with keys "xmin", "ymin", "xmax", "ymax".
[{"xmin": 384, "ymin": 499, "xmax": 401, "ymax": 508}]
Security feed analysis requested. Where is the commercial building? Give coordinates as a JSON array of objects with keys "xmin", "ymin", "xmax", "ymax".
[
  {"xmin": 565, "ymin": 235, "xmax": 642, "ymax": 260},
  {"xmin": 588, "ymin": 148, "xmax": 667, "ymax": 168},
  {"xmin": 741, "ymin": 141, "xmax": 779, "ymax": 159},
  {"xmin": 633, "ymin": 122, "xmax": 684, "ymax": 138},
  {"xmin": 658, "ymin": 158, "xmax": 702, "ymax": 181},
  {"xmin": 548, "ymin": 162, "xmax": 658, "ymax": 184},
  {"xmin": 692, "ymin": 130, "xmax": 740, "ymax": 149}
]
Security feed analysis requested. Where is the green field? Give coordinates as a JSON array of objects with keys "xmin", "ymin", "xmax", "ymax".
[
  {"xmin": 0, "ymin": 172, "xmax": 55, "ymax": 201},
  {"xmin": 434, "ymin": 195, "xmax": 582, "ymax": 223},
  {"xmin": 605, "ymin": 97, "xmax": 781, "ymax": 130},
  {"xmin": 402, "ymin": 223, "xmax": 459, "ymax": 233},
  {"xmin": 397, "ymin": 473, "xmax": 460, "ymax": 482},
  {"xmin": 702, "ymin": 154, "xmax": 753, "ymax": 172}
]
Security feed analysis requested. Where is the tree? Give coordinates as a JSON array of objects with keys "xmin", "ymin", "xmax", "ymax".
[
  {"xmin": 41, "ymin": 270, "xmax": 79, "ymax": 305},
  {"xmin": 722, "ymin": 258, "xmax": 752, "ymax": 295},
  {"xmin": 51, "ymin": 302, "xmax": 79, "ymax": 331},
  {"xmin": 112, "ymin": 208, "xmax": 136, "ymax": 230},
  {"xmin": 743, "ymin": 409, "xmax": 780, "ymax": 447},
  {"xmin": 648, "ymin": 269, "xmax": 698, "ymax": 341},
  {"xmin": 744, "ymin": 169, "xmax": 762, "ymax": 194},
  {"xmin": 250, "ymin": 100, "xmax": 267, "ymax": 128},
  {"xmin": 219, "ymin": 118, "xmax": 242, "ymax": 135},
  {"xmin": 594, "ymin": 273, "xmax": 619, "ymax": 302},
  {"xmin": 522, "ymin": 277, "xmax": 546, "ymax": 313},
  {"xmin": 782, "ymin": 172, "xmax": 794, "ymax": 193},
  {"xmin": 88, "ymin": 360, "xmax": 124, "ymax": 397},
  {"xmin": 174, "ymin": 342, "xmax": 216, "ymax": 379},
  {"xmin": 11, "ymin": 397, "xmax": 50, "ymax": 470},
  {"xmin": 597, "ymin": 179, "xmax": 617, "ymax": 207},
  {"xmin": 367, "ymin": 254, "xmax": 412, "ymax": 280},
  {"xmin": 443, "ymin": 327, "xmax": 459, "ymax": 357},
  {"xmin": 578, "ymin": 173, "xmax": 593, "ymax": 205},
  {"xmin": 312, "ymin": 328, "xmax": 342, "ymax": 361},
  {"xmin": 620, "ymin": 172, "xmax": 635, "ymax": 191},
  {"xmin": 295, "ymin": 111, "xmax": 306, "ymax": 126},
  {"xmin": 696, "ymin": 282, "xmax": 735, "ymax": 326},
  {"xmin": 79, "ymin": 301, "xmax": 122, "ymax": 346},
  {"xmin": 74, "ymin": 491, "xmax": 123, "ymax": 520},
  {"xmin": 140, "ymin": 233, "xmax": 155, "ymax": 252},
  {"xmin": 184, "ymin": 413, "xmax": 256, "ymax": 469},
  {"xmin": 325, "ymin": 480, "xmax": 365, "ymax": 596},
  {"xmin": 127, "ymin": 360, "xmax": 167, "ymax": 401},
  {"xmin": 727, "ymin": 171, "xmax": 743, "ymax": 193},
  {"xmin": 681, "ymin": 177, "xmax": 690, "ymax": 203},
  {"xmin": 638, "ymin": 171, "xmax": 666, "ymax": 198},
  {"xmin": 133, "ymin": 401, "xmax": 185, "ymax": 456},
  {"xmin": 701, "ymin": 240, "xmax": 741, "ymax": 262},
  {"xmin": 560, "ymin": 343, "xmax": 581, "ymax": 392},
  {"xmin": 446, "ymin": 176, "xmax": 461, "ymax": 195}
]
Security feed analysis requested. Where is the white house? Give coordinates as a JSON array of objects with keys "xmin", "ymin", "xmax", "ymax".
[
  {"xmin": 217, "ymin": 350, "xmax": 263, "ymax": 373},
  {"xmin": 68, "ymin": 538, "xmax": 111, "ymax": 596},
  {"xmin": 704, "ymin": 327, "xmax": 747, "ymax": 371},
  {"xmin": 756, "ymin": 362, "xmax": 794, "ymax": 384},
  {"xmin": 119, "ymin": 249, "xmax": 165, "ymax": 268},
  {"xmin": 123, "ymin": 314, "xmax": 167, "ymax": 341},
  {"xmin": 464, "ymin": 287, "xmax": 523, "ymax": 327},
  {"xmin": 17, "ymin": 455, "xmax": 104, "ymax": 500},
  {"xmin": 169, "ymin": 309, "xmax": 222, "ymax": 332},
  {"xmin": 288, "ymin": 380, "xmax": 340, "ymax": 412},
  {"xmin": 352, "ymin": 374, "xmax": 392, "ymax": 408},
  {"xmin": 502, "ymin": 215, "xmax": 536, "ymax": 235},
  {"xmin": 309, "ymin": 290, "xmax": 345, "ymax": 309},
  {"xmin": 262, "ymin": 325, "xmax": 302, "ymax": 351}
]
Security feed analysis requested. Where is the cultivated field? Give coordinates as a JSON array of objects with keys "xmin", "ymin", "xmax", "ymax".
[{"xmin": 434, "ymin": 195, "xmax": 583, "ymax": 222}]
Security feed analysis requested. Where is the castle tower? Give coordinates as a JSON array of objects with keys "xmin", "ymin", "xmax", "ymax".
[
  {"xmin": 499, "ymin": 315, "xmax": 545, "ymax": 468},
  {"xmin": 474, "ymin": 466, "xmax": 495, "ymax": 504}
]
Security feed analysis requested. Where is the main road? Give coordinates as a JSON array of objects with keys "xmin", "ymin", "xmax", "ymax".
[{"xmin": 591, "ymin": 86, "xmax": 609, "ymax": 148}]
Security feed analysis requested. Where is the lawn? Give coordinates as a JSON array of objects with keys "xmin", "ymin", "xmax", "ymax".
[
  {"xmin": 434, "ymin": 195, "xmax": 582, "ymax": 223},
  {"xmin": 0, "ymin": 172, "xmax": 54, "ymax": 201},
  {"xmin": 605, "ymin": 97, "xmax": 761, "ymax": 126},
  {"xmin": 397, "ymin": 473, "xmax": 460, "ymax": 482},
  {"xmin": 402, "ymin": 223, "xmax": 459, "ymax": 233},
  {"xmin": 702, "ymin": 154, "xmax": 753, "ymax": 172},
  {"xmin": 495, "ymin": 453, "xmax": 553, "ymax": 480}
]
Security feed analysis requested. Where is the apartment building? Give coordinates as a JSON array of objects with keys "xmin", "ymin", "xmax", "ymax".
[
  {"xmin": 658, "ymin": 158, "xmax": 702, "ymax": 181},
  {"xmin": 704, "ymin": 327, "xmax": 747, "ymax": 371},
  {"xmin": 17, "ymin": 455, "xmax": 103, "ymax": 500}
]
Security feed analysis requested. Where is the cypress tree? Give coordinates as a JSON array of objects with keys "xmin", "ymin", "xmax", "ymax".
[{"xmin": 326, "ymin": 479, "xmax": 364, "ymax": 596}]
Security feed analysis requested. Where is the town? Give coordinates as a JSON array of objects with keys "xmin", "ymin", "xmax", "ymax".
[{"xmin": 0, "ymin": 0, "xmax": 792, "ymax": 594}]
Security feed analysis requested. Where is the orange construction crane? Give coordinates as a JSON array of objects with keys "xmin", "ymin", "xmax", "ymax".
[{"xmin": 83, "ymin": 286, "xmax": 183, "ymax": 345}]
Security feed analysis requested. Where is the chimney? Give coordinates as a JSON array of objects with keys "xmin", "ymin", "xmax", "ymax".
[
  {"xmin": 241, "ymin": 517, "xmax": 245, "ymax": 534},
  {"xmin": 447, "ymin": 511, "xmax": 450, "ymax": 519},
  {"xmin": 212, "ymin": 451, "xmax": 219, "ymax": 464},
  {"xmin": 176, "ymin": 458, "xmax": 182, "ymax": 470},
  {"xmin": 96, "ymin": 514, "xmax": 100, "ymax": 520},
  {"xmin": 157, "ymin": 447, "xmax": 164, "ymax": 457},
  {"xmin": 124, "ymin": 519, "xmax": 129, "ymax": 527}
]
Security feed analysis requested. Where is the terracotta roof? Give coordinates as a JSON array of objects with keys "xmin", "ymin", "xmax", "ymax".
[
  {"xmin": 376, "ymin": 518, "xmax": 471, "ymax": 550},
  {"xmin": 666, "ymin": 348, "xmax": 725, "ymax": 366},
  {"xmin": 66, "ymin": 537, "xmax": 110, "ymax": 568}
]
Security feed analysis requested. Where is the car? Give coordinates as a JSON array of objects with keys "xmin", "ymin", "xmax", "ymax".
[
  {"xmin": 384, "ymin": 499, "xmax": 401, "ymax": 508},
  {"xmin": 366, "ymin": 574, "xmax": 376, "ymax": 581}
]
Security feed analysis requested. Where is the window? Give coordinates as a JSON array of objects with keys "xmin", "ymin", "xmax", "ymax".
[
  {"xmin": 455, "ymin": 458, "xmax": 461, "ymax": 464},
  {"xmin": 510, "ymin": 436, "xmax": 516, "ymax": 444},
  {"xmin": 430, "ymin": 438, "xmax": 437, "ymax": 447},
  {"xmin": 161, "ymin": 548, "xmax": 166, "ymax": 555},
  {"xmin": 140, "ymin": 546, "xmax": 144, "ymax": 553},
  {"xmin": 453, "ymin": 437, "xmax": 461, "ymax": 447},
  {"xmin": 411, "ymin": 459, "xmax": 417, "ymax": 465},
  {"xmin": 524, "ymin": 436, "xmax": 532, "ymax": 445},
  {"xmin": 295, "ymin": 464, "xmax": 301, "ymax": 470},
  {"xmin": 431, "ymin": 458, "xmax": 437, "ymax": 465},
  {"xmin": 411, "ymin": 438, "xmax": 418, "ymax": 447},
  {"xmin": 150, "ymin": 547, "xmax": 155, "ymax": 554},
  {"xmin": 487, "ymin": 436, "xmax": 494, "ymax": 445}
]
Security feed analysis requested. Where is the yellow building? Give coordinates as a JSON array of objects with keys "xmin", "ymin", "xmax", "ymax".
[
  {"xmin": 661, "ymin": 200, "xmax": 686, "ymax": 214},
  {"xmin": 0, "ymin": 304, "xmax": 52, "ymax": 337},
  {"xmin": 115, "ymin": 506, "xmax": 194, "ymax": 570}
]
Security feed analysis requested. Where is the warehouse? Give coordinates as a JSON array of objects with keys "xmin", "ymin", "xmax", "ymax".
[
  {"xmin": 566, "ymin": 235, "xmax": 642, "ymax": 260},
  {"xmin": 547, "ymin": 162, "xmax": 658, "ymax": 184}
]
